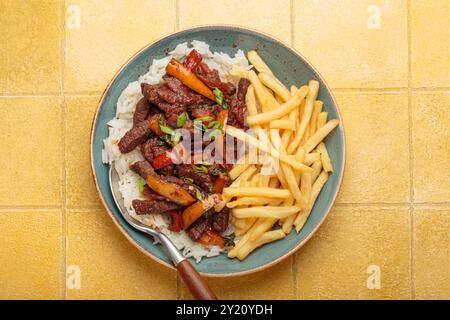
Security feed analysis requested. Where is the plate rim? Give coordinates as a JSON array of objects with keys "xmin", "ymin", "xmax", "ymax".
[{"xmin": 90, "ymin": 24, "xmax": 346, "ymax": 277}]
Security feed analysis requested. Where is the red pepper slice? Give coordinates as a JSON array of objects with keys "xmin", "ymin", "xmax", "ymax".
[
  {"xmin": 213, "ymin": 175, "xmax": 228, "ymax": 194},
  {"xmin": 183, "ymin": 49, "xmax": 203, "ymax": 71},
  {"xmin": 167, "ymin": 211, "xmax": 182, "ymax": 232},
  {"xmin": 151, "ymin": 151, "xmax": 173, "ymax": 169}
]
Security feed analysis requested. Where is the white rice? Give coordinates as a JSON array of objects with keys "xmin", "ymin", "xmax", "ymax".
[{"xmin": 102, "ymin": 41, "xmax": 251, "ymax": 262}]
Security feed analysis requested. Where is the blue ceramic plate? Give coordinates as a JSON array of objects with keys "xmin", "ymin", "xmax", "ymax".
[{"xmin": 90, "ymin": 26, "xmax": 345, "ymax": 277}]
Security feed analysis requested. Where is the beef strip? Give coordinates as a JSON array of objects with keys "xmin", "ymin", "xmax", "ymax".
[
  {"xmin": 141, "ymin": 83, "xmax": 186, "ymax": 127},
  {"xmin": 156, "ymin": 165, "xmax": 175, "ymax": 176},
  {"xmin": 142, "ymin": 185, "xmax": 166, "ymax": 201},
  {"xmin": 195, "ymin": 62, "xmax": 236, "ymax": 95},
  {"xmin": 162, "ymin": 175, "xmax": 206, "ymax": 198},
  {"xmin": 141, "ymin": 136, "xmax": 169, "ymax": 162},
  {"xmin": 186, "ymin": 216, "xmax": 211, "ymax": 241},
  {"xmin": 130, "ymin": 160, "xmax": 155, "ymax": 179},
  {"xmin": 118, "ymin": 120, "xmax": 149, "ymax": 153},
  {"xmin": 132, "ymin": 199, "xmax": 180, "ymax": 215},
  {"xmin": 133, "ymin": 97, "xmax": 150, "ymax": 126},
  {"xmin": 228, "ymin": 78, "xmax": 250, "ymax": 128},
  {"xmin": 175, "ymin": 164, "xmax": 214, "ymax": 192},
  {"xmin": 162, "ymin": 75, "xmax": 205, "ymax": 105},
  {"xmin": 188, "ymin": 103, "xmax": 221, "ymax": 120},
  {"xmin": 211, "ymin": 207, "xmax": 230, "ymax": 233},
  {"xmin": 157, "ymin": 84, "xmax": 203, "ymax": 107}
]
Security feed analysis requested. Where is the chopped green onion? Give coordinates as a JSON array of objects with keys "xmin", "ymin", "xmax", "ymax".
[
  {"xmin": 193, "ymin": 120, "xmax": 203, "ymax": 131},
  {"xmin": 213, "ymin": 88, "xmax": 224, "ymax": 105},
  {"xmin": 176, "ymin": 112, "xmax": 188, "ymax": 127},
  {"xmin": 172, "ymin": 131, "xmax": 181, "ymax": 144},
  {"xmin": 195, "ymin": 189, "xmax": 204, "ymax": 200},
  {"xmin": 207, "ymin": 120, "xmax": 223, "ymax": 130},
  {"xmin": 159, "ymin": 123, "xmax": 174, "ymax": 135},
  {"xmin": 192, "ymin": 164, "xmax": 208, "ymax": 174},
  {"xmin": 137, "ymin": 177, "xmax": 145, "ymax": 193},
  {"xmin": 198, "ymin": 161, "xmax": 211, "ymax": 166},
  {"xmin": 183, "ymin": 177, "xmax": 194, "ymax": 184},
  {"xmin": 195, "ymin": 116, "xmax": 213, "ymax": 122},
  {"xmin": 222, "ymin": 101, "xmax": 229, "ymax": 110}
]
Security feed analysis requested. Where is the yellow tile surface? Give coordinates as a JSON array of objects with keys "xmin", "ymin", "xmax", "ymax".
[
  {"xmin": 0, "ymin": 1, "xmax": 61, "ymax": 94},
  {"xmin": 65, "ymin": 95, "xmax": 102, "ymax": 209},
  {"xmin": 413, "ymin": 208, "xmax": 450, "ymax": 300},
  {"xmin": 294, "ymin": 0, "xmax": 408, "ymax": 88},
  {"xmin": 0, "ymin": 211, "xmax": 62, "ymax": 299},
  {"xmin": 179, "ymin": 0, "xmax": 291, "ymax": 45},
  {"xmin": 0, "ymin": 97, "xmax": 62, "ymax": 206},
  {"xmin": 180, "ymin": 257, "xmax": 295, "ymax": 300},
  {"xmin": 64, "ymin": 0, "xmax": 176, "ymax": 92},
  {"xmin": 296, "ymin": 207, "xmax": 411, "ymax": 299},
  {"xmin": 66, "ymin": 210, "xmax": 176, "ymax": 299},
  {"xmin": 412, "ymin": 92, "xmax": 450, "ymax": 203},
  {"xmin": 411, "ymin": 1, "xmax": 450, "ymax": 87},
  {"xmin": 335, "ymin": 93, "xmax": 410, "ymax": 203}
]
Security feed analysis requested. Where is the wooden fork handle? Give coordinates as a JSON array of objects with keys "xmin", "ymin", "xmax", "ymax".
[{"xmin": 177, "ymin": 259, "xmax": 217, "ymax": 300}]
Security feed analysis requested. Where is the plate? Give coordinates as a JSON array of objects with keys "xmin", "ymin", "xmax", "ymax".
[{"xmin": 90, "ymin": 25, "xmax": 345, "ymax": 276}]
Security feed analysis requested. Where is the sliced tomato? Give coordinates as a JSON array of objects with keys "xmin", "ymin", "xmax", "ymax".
[
  {"xmin": 183, "ymin": 49, "xmax": 202, "ymax": 71},
  {"xmin": 151, "ymin": 152, "xmax": 173, "ymax": 169},
  {"xmin": 167, "ymin": 211, "xmax": 182, "ymax": 232},
  {"xmin": 148, "ymin": 113, "xmax": 164, "ymax": 137},
  {"xmin": 213, "ymin": 175, "xmax": 228, "ymax": 194},
  {"xmin": 197, "ymin": 229, "xmax": 224, "ymax": 247}
]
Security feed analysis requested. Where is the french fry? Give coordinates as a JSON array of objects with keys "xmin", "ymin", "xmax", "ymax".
[
  {"xmin": 294, "ymin": 171, "xmax": 329, "ymax": 232},
  {"xmin": 233, "ymin": 206, "xmax": 301, "ymax": 219},
  {"xmin": 226, "ymin": 126, "xmax": 313, "ymax": 173},
  {"xmin": 248, "ymin": 70, "xmax": 270, "ymax": 112},
  {"xmin": 246, "ymin": 86, "xmax": 309, "ymax": 126},
  {"xmin": 228, "ymin": 233, "xmax": 250, "ymax": 258},
  {"xmin": 228, "ymin": 154, "xmax": 251, "ymax": 180},
  {"xmin": 287, "ymin": 80, "xmax": 320, "ymax": 154},
  {"xmin": 300, "ymin": 172, "xmax": 312, "ymax": 203},
  {"xmin": 302, "ymin": 119, "xmax": 339, "ymax": 153},
  {"xmin": 316, "ymin": 112, "xmax": 328, "ymax": 129},
  {"xmin": 316, "ymin": 142, "xmax": 333, "ymax": 172},
  {"xmin": 258, "ymin": 72, "xmax": 290, "ymax": 102},
  {"xmin": 263, "ymin": 86, "xmax": 281, "ymax": 111},
  {"xmin": 223, "ymin": 187, "xmax": 290, "ymax": 199},
  {"xmin": 227, "ymin": 197, "xmax": 282, "ymax": 208},
  {"xmin": 215, "ymin": 165, "xmax": 257, "ymax": 212},
  {"xmin": 311, "ymin": 161, "xmax": 323, "ymax": 182},
  {"xmin": 248, "ymin": 218, "xmax": 277, "ymax": 241},
  {"xmin": 247, "ymin": 50, "xmax": 274, "ymax": 75},
  {"xmin": 271, "ymin": 129, "xmax": 308, "ymax": 208},
  {"xmin": 304, "ymin": 152, "xmax": 321, "ymax": 165},
  {"xmin": 237, "ymin": 230, "xmax": 286, "ymax": 260},
  {"xmin": 269, "ymin": 119, "xmax": 296, "ymax": 130},
  {"xmin": 245, "ymin": 85, "xmax": 258, "ymax": 116},
  {"xmin": 235, "ymin": 218, "xmax": 257, "ymax": 236},
  {"xmin": 309, "ymin": 101, "xmax": 323, "ymax": 134}
]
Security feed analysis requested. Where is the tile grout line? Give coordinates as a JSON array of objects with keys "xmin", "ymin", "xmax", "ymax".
[
  {"xmin": 290, "ymin": 0, "xmax": 299, "ymax": 299},
  {"xmin": 60, "ymin": 0, "xmax": 67, "ymax": 301},
  {"xmin": 406, "ymin": 0, "xmax": 416, "ymax": 300}
]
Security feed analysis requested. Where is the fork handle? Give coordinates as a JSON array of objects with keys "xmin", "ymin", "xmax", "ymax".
[{"xmin": 177, "ymin": 260, "xmax": 217, "ymax": 300}]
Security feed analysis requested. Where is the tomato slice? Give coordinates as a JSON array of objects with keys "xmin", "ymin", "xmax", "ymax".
[
  {"xmin": 151, "ymin": 152, "xmax": 173, "ymax": 169},
  {"xmin": 213, "ymin": 175, "xmax": 228, "ymax": 194},
  {"xmin": 167, "ymin": 211, "xmax": 182, "ymax": 232}
]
